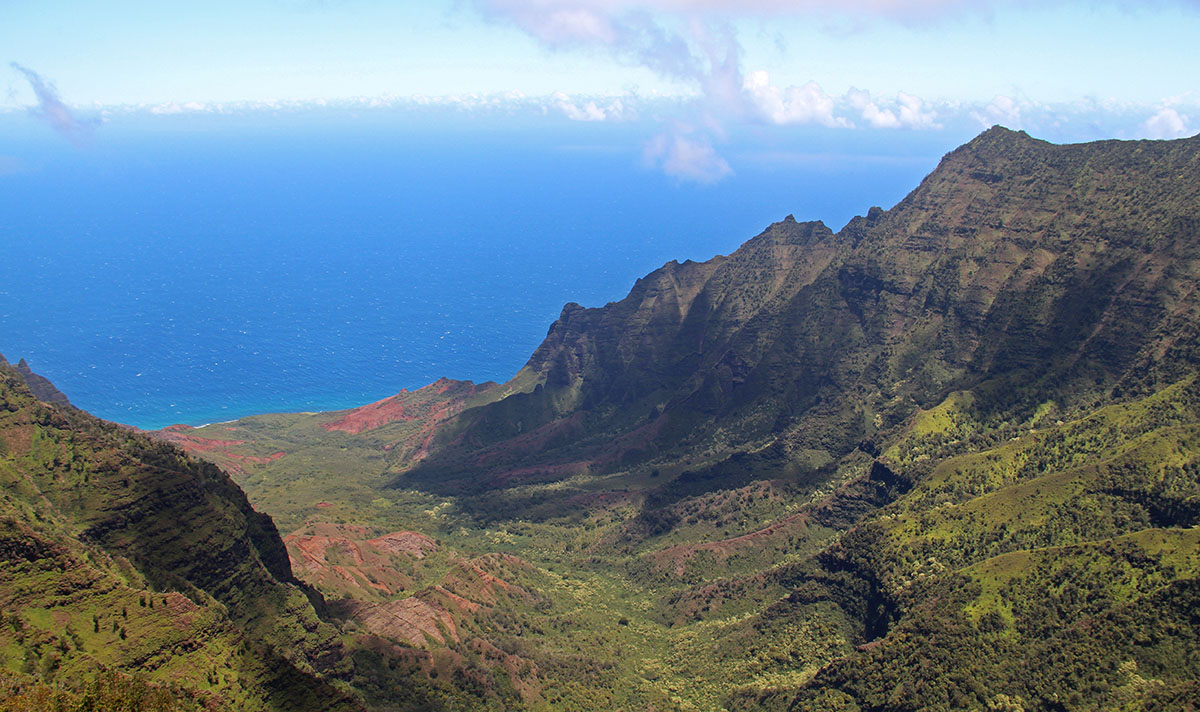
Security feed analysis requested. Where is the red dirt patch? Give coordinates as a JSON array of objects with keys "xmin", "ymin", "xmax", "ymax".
[
  {"xmin": 147, "ymin": 426, "xmax": 286, "ymax": 475},
  {"xmin": 369, "ymin": 530, "xmax": 438, "ymax": 559},
  {"xmin": 336, "ymin": 552, "xmax": 539, "ymax": 648},
  {"xmin": 349, "ymin": 596, "xmax": 461, "ymax": 646},
  {"xmin": 647, "ymin": 511, "xmax": 814, "ymax": 578},
  {"xmin": 224, "ymin": 450, "xmax": 285, "ymax": 465},
  {"xmin": 284, "ymin": 524, "xmax": 439, "ymax": 600},
  {"xmin": 155, "ymin": 432, "xmax": 247, "ymax": 453},
  {"xmin": 322, "ymin": 393, "xmax": 418, "ymax": 434},
  {"xmin": 321, "ymin": 377, "xmax": 487, "ymax": 435}
]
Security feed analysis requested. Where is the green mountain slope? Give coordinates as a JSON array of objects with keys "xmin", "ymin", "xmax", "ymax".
[
  {"xmin": 0, "ymin": 362, "xmax": 365, "ymax": 710},
  {"xmin": 150, "ymin": 127, "xmax": 1200, "ymax": 711},
  {"xmin": 757, "ymin": 378, "xmax": 1200, "ymax": 710}
]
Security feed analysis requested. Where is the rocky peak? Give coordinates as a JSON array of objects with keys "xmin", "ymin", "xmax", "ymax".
[{"xmin": 0, "ymin": 353, "xmax": 71, "ymax": 406}]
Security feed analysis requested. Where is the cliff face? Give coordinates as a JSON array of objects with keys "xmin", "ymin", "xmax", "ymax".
[
  {"xmin": 0, "ymin": 353, "xmax": 71, "ymax": 406},
  {"xmin": 0, "ymin": 362, "xmax": 362, "ymax": 710},
  {"xmin": 401, "ymin": 128, "xmax": 1200, "ymax": 496}
]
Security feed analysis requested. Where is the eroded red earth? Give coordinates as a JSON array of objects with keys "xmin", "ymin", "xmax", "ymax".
[{"xmin": 321, "ymin": 377, "xmax": 489, "ymax": 435}]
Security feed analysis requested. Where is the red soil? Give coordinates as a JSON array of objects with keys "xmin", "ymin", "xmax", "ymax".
[
  {"xmin": 223, "ymin": 450, "xmax": 285, "ymax": 465},
  {"xmin": 156, "ymin": 431, "xmax": 248, "ymax": 453},
  {"xmin": 369, "ymin": 530, "xmax": 438, "ymax": 559},
  {"xmin": 321, "ymin": 392, "xmax": 418, "ymax": 434},
  {"xmin": 321, "ymin": 377, "xmax": 484, "ymax": 435},
  {"xmin": 340, "ymin": 553, "xmax": 538, "ymax": 648},
  {"xmin": 283, "ymin": 524, "xmax": 439, "ymax": 600},
  {"xmin": 351, "ymin": 596, "xmax": 461, "ymax": 646},
  {"xmin": 647, "ymin": 511, "xmax": 814, "ymax": 577}
]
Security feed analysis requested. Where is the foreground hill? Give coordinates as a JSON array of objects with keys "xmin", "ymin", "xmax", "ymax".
[
  {"xmin": 0, "ymin": 361, "xmax": 366, "ymax": 710},
  {"xmin": 156, "ymin": 127, "xmax": 1199, "ymax": 710}
]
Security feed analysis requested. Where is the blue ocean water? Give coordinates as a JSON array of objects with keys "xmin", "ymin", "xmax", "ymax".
[{"xmin": 0, "ymin": 109, "xmax": 964, "ymax": 429}]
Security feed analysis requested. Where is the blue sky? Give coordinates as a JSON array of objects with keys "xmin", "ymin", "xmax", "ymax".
[
  {"xmin": 3, "ymin": 0, "xmax": 1198, "ymax": 181},
  {"xmin": 4, "ymin": 0, "xmax": 1196, "ymax": 103}
]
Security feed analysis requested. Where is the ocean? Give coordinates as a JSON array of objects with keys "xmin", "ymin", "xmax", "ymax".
[{"xmin": 0, "ymin": 108, "xmax": 963, "ymax": 429}]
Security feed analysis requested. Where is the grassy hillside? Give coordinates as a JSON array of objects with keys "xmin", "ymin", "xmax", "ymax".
[{"xmin": 0, "ymin": 362, "xmax": 366, "ymax": 711}]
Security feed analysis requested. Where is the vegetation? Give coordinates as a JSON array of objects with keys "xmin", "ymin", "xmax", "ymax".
[{"xmin": 0, "ymin": 363, "xmax": 364, "ymax": 711}]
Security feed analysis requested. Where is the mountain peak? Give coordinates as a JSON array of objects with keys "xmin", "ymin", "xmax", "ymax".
[
  {"xmin": 402, "ymin": 127, "xmax": 1200, "ymax": 498},
  {"xmin": 2, "ymin": 354, "xmax": 71, "ymax": 406},
  {"xmin": 975, "ymin": 124, "xmax": 1032, "ymax": 141},
  {"xmin": 953, "ymin": 124, "xmax": 1049, "ymax": 160}
]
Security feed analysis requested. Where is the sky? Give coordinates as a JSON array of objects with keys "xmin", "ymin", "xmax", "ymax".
[{"xmin": 2, "ymin": 0, "xmax": 1198, "ymax": 181}]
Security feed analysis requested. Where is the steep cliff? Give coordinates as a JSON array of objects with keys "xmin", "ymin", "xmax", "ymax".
[{"xmin": 0, "ymin": 354, "xmax": 70, "ymax": 406}]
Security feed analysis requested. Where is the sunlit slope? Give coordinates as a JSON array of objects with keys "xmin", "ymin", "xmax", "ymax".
[
  {"xmin": 0, "ymin": 363, "xmax": 363, "ymax": 711},
  {"xmin": 763, "ymin": 378, "xmax": 1200, "ymax": 711}
]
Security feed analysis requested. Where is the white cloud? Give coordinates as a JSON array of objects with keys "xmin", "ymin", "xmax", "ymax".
[
  {"xmin": 477, "ymin": 2, "xmax": 617, "ymax": 45},
  {"xmin": 9, "ymin": 62, "xmax": 98, "ymax": 145},
  {"xmin": 475, "ymin": 0, "xmax": 1198, "ymax": 25},
  {"xmin": 1139, "ymin": 107, "xmax": 1192, "ymax": 139},
  {"xmin": 80, "ymin": 92, "xmax": 1200, "ymax": 152},
  {"xmin": 148, "ymin": 101, "xmax": 210, "ymax": 115},
  {"xmin": 552, "ymin": 91, "xmax": 633, "ymax": 121},
  {"xmin": 477, "ymin": 1, "xmax": 751, "ymax": 120},
  {"xmin": 971, "ymin": 94, "xmax": 1027, "ymax": 129},
  {"xmin": 477, "ymin": 0, "xmax": 726, "ymax": 87},
  {"xmin": 740, "ymin": 80, "xmax": 940, "ymax": 130},
  {"xmin": 847, "ymin": 88, "xmax": 899, "ymax": 128},
  {"xmin": 560, "ymin": 98, "xmax": 607, "ymax": 121},
  {"xmin": 474, "ymin": 0, "xmax": 1013, "ymax": 178},
  {"xmin": 744, "ymin": 70, "xmax": 847, "ymax": 127},
  {"xmin": 643, "ymin": 126, "xmax": 732, "ymax": 183},
  {"xmin": 894, "ymin": 91, "xmax": 939, "ymax": 129}
]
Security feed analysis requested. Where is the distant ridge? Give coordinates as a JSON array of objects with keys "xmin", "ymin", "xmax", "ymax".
[{"xmin": 397, "ymin": 125, "xmax": 1200, "ymax": 498}]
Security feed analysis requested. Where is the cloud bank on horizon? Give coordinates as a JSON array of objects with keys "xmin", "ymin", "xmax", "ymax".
[
  {"xmin": 470, "ymin": 0, "xmax": 1198, "ymax": 179},
  {"xmin": 4, "ymin": 0, "xmax": 1196, "ymax": 179}
]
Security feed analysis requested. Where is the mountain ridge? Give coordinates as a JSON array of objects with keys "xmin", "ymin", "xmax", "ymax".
[{"xmin": 392, "ymin": 126, "xmax": 1200, "ymax": 507}]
